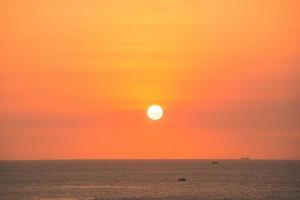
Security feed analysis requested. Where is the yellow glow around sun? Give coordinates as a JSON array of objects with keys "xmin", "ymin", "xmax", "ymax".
[{"xmin": 147, "ymin": 105, "xmax": 163, "ymax": 120}]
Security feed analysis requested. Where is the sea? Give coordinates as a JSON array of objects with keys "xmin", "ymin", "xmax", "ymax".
[{"xmin": 0, "ymin": 160, "xmax": 299, "ymax": 200}]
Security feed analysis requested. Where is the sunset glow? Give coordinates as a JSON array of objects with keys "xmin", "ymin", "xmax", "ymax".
[
  {"xmin": 1, "ymin": 0, "xmax": 300, "ymax": 160},
  {"xmin": 147, "ymin": 105, "xmax": 163, "ymax": 121}
]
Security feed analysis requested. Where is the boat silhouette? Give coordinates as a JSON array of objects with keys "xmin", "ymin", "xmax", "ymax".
[{"xmin": 240, "ymin": 157, "xmax": 250, "ymax": 160}]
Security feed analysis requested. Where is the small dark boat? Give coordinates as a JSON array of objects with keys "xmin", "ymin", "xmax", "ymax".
[
  {"xmin": 240, "ymin": 157, "xmax": 250, "ymax": 160},
  {"xmin": 212, "ymin": 161, "xmax": 218, "ymax": 164},
  {"xmin": 178, "ymin": 178, "xmax": 186, "ymax": 181}
]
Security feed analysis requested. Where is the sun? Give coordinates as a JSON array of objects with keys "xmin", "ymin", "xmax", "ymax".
[{"xmin": 147, "ymin": 105, "xmax": 163, "ymax": 120}]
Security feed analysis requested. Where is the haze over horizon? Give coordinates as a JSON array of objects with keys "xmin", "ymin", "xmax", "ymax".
[{"xmin": 1, "ymin": 0, "xmax": 300, "ymax": 160}]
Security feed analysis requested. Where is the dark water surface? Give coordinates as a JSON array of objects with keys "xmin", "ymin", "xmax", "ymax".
[{"xmin": 0, "ymin": 160, "xmax": 299, "ymax": 200}]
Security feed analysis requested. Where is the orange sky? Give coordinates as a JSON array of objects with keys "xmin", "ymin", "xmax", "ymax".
[{"xmin": 1, "ymin": 0, "xmax": 300, "ymax": 160}]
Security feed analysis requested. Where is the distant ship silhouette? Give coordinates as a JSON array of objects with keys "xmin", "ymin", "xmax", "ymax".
[
  {"xmin": 178, "ymin": 178, "xmax": 186, "ymax": 181},
  {"xmin": 240, "ymin": 157, "xmax": 250, "ymax": 160}
]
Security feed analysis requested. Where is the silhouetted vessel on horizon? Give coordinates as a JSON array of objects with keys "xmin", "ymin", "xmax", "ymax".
[{"xmin": 240, "ymin": 157, "xmax": 250, "ymax": 160}]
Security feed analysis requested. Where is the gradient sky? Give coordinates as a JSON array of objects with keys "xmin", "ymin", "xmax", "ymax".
[{"xmin": 1, "ymin": 0, "xmax": 300, "ymax": 160}]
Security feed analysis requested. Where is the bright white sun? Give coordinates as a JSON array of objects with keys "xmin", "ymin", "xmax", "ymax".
[{"xmin": 147, "ymin": 105, "xmax": 163, "ymax": 120}]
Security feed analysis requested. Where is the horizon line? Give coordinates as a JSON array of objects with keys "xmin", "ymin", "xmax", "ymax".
[{"xmin": 1, "ymin": 158, "xmax": 299, "ymax": 161}]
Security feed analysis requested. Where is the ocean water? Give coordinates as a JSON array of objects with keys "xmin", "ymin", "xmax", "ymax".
[{"xmin": 0, "ymin": 160, "xmax": 299, "ymax": 200}]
